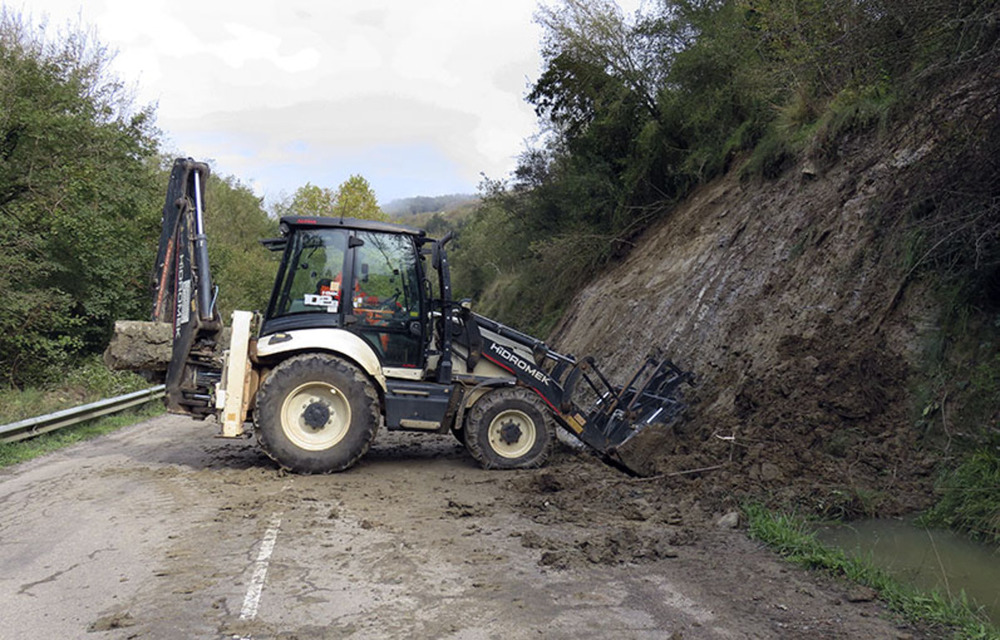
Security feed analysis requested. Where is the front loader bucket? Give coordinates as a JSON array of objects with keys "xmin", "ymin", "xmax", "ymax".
[
  {"xmin": 565, "ymin": 356, "xmax": 693, "ymax": 476},
  {"xmin": 604, "ymin": 418, "xmax": 681, "ymax": 477}
]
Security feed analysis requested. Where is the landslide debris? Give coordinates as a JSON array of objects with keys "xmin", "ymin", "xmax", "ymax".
[
  {"xmin": 551, "ymin": 67, "xmax": 1000, "ymax": 517},
  {"xmin": 498, "ymin": 449, "xmax": 705, "ymax": 569}
]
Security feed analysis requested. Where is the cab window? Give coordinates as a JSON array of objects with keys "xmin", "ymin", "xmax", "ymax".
[
  {"xmin": 270, "ymin": 228, "xmax": 348, "ymax": 318},
  {"xmin": 350, "ymin": 231, "xmax": 423, "ymax": 366}
]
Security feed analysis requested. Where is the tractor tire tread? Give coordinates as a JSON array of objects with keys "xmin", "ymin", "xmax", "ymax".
[
  {"xmin": 465, "ymin": 387, "xmax": 553, "ymax": 470},
  {"xmin": 254, "ymin": 353, "xmax": 379, "ymax": 473}
]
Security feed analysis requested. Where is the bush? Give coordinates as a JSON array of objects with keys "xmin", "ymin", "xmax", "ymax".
[
  {"xmin": 0, "ymin": 10, "xmax": 162, "ymax": 387},
  {"xmin": 0, "ymin": 356, "xmax": 152, "ymax": 424},
  {"xmin": 922, "ymin": 449, "xmax": 1000, "ymax": 546}
]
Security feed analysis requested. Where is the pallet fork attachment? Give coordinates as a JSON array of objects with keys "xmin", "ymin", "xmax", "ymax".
[
  {"xmin": 469, "ymin": 313, "xmax": 694, "ymax": 475},
  {"xmin": 568, "ymin": 356, "xmax": 694, "ymax": 475}
]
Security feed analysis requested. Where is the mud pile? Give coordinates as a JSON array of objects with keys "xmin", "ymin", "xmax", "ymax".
[
  {"xmin": 499, "ymin": 448, "xmax": 708, "ymax": 569},
  {"xmin": 551, "ymin": 68, "xmax": 1000, "ymax": 517}
]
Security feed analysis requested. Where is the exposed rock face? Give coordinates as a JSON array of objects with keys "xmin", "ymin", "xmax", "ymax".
[{"xmin": 551, "ymin": 68, "xmax": 1000, "ymax": 515}]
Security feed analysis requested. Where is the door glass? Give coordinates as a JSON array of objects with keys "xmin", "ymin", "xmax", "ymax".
[
  {"xmin": 270, "ymin": 228, "xmax": 347, "ymax": 318},
  {"xmin": 351, "ymin": 231, "xmax": 423, "ymax": 366}
]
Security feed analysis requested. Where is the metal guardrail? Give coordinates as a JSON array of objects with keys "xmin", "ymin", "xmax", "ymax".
[{"xmin": 0, "ymin": 385, "xmax": 166, "ymax": 444}]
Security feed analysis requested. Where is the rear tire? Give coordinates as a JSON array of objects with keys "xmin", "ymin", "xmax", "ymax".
[
  {"xmin": 255, "ymin": 353, "xmax": 379, "ymax": 473},
  {"xmin": 465, "ymin": 388, "xmax": 553, "ymax": 470}
]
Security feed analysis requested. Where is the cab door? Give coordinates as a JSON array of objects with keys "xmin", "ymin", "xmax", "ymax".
[{"xmin": 346, "ymin": 231, "xmax": 425, "ymax": 368}]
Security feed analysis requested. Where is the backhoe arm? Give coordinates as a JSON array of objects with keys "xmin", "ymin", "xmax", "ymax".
[{"xmin": 151, "ymin": 158, "xmax": 223, "ymax": 417}]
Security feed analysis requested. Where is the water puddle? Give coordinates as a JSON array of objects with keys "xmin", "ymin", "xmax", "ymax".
[{"xmin": 814, "ymin": 518, "xmax": 1000, "ymax": 624}]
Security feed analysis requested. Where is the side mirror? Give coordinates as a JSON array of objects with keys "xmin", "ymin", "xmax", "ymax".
[{"xmin": 431, "ymin": 232, "xmax": 454, "ymax": 270}]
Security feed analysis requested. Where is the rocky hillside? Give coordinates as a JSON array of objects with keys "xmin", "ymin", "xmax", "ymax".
[{"xmin": 551, "ymin": 66, "xmax": 1000, "ymax": 517}]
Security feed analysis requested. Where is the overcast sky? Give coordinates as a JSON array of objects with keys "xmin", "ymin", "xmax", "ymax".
[{"xmin": 17, "ymin": 0, "xmax": 640, "ymax": 206}]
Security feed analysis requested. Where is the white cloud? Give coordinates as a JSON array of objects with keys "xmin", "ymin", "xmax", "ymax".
[{"xmin": 18, "ymin": 0, "xmax": 641, "ymax": 203}]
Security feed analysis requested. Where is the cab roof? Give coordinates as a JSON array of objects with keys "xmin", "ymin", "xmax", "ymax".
[{"xmin": 279, "ymin": 215, "xmax": 426, "ymax": 238}]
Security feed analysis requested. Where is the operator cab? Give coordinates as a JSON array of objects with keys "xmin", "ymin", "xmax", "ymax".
[{"xmin": 262, "ymin": 217, "xmax": 431, "ymax": 369}]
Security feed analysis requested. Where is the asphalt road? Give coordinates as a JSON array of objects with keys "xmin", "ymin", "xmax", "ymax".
[{"xmin": 0, "ymin": 413, "xmax": 923, "ymax": 639}]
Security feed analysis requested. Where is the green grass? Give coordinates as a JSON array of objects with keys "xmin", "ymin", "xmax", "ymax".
[
  {"xmin": 744, "ymin": 504, "xmax": 1000, "ymax": 640},
  {"xmin": 0, "ymin": 356, "xmax": 164, "ymax": 468},
  {"xmin": 0, "ymin": 403, "xmax": 164, "ymax": 468},
  {"xmin": 921, "ymin": 449, "xmax": 1000, "ymax": 546},
  {"xmin": 0, "ymin": 356, "xmax": 155, "ymax": 424}
]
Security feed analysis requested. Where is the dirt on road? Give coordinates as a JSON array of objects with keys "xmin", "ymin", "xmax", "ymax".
[{"xmin": 0, "ymin": 414, "xmax": 930, "ymax": 639}]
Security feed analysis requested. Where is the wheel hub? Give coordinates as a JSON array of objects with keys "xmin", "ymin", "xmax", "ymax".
[
  {"xmin": 280, "ymin": 381, "xmax": 352, "ymax": 452},
  {"xmin": 498, "ymin": 419, "xmax": 523, "ymax": 445},
  {"xmin": 302, "ymin": 401, "xmax": 331, "ymax": 430}
]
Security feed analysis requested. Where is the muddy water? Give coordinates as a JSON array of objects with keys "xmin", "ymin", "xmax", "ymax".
[{"xmin": 815, "ymin": 519, "xmax": 1000, "ymax": 624}]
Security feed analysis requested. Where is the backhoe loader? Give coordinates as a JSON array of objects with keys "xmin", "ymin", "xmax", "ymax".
[{"xmin": 152, "ymin": 158, "xmax": 692, "ymax": 475}]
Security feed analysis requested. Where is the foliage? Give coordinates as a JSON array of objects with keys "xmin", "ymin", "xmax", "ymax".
[
  {"xmin": 0, "ymin": 10, "xmax": 163, "ymax": 387},
  {"xmin": 921, "ymin": 449, "xmax": 1000, "ymax": 546},
  {"xmin": 896, "ymin": 100, "xmax": 1000, "ymax": 540},
  {"xmin": 0, "ymin": 9, "xmax": 280, "ymax": 387},
  {"xmin": 907, "ymin": 280, "xmax": 1000, "ymax": 546},
  {"xmin": 452, "ymin": 0, "xmax": 1000, "ymax": 335},
  {"xmin": 744, "ymin": 504, "xmax": 1000, "ymax": 639},
  {"xmin": 203, "ymin": 173, "xmax": 279, "ymax": 317},
  {"xmin": 274, "ymin": 175, "xmax": 387, "ymax": 222},
  {"xmin": 0, "ymin": 355, "xmax": 152, "ymax": 424},
  {"xmin": 332, "ymin": 174, "xmax": 386, "ymax": 221},
  {"xmin": 277, "ymin": 182, "xmax": 336, "ymax": 218}
]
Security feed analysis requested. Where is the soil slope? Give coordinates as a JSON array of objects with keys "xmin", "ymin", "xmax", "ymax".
[{"xmin": 551, "ymin": 67, "xmax": 1000, "ymax": 517}]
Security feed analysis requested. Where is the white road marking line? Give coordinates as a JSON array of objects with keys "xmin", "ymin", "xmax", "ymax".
[{"xmin": 239, "ymin": 513, "xmax": 282, "ymax": 621}]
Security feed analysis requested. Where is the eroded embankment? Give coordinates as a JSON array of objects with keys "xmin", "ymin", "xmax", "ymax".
[{"xmin": 551, "ymin": 68, "xmax": 1000, "ymax": 517}]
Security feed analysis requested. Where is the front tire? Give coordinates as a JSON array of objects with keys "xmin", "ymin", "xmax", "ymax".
[
  {"xmin": 465, "ymin": 388, "xmax": 553, "ymax": 470},
  {"xmin": 255, "ymin": 353, "xmax": 379, "ymax": 473}
]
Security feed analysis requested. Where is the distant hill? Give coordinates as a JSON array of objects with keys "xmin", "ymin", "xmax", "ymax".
[{"xmin": 382, "ymin": 194, "xmax": 479, "ymax": 218}]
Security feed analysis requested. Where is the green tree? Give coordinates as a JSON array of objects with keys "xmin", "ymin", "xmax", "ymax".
[
  {"xmin": 332, "ymin": 174, "xmax": 386, "ymax": 221},
  {"xmin": 0, "ymin": 10, "xmax": 162, "ymax": 386},
  {"xmin": 275, "ymin": 175, "xmax": 386, "ymax": 222},
  {"xmin": 279, "ymin": 182, "xmax": 336, "ymax": 218},
  {"xmin": 204, "ymin": 174, "xmax": 279, "ymax": 318},
  {"xmin": 533, "ymin": 0, "xmax": 668, "ymax": 125}
]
